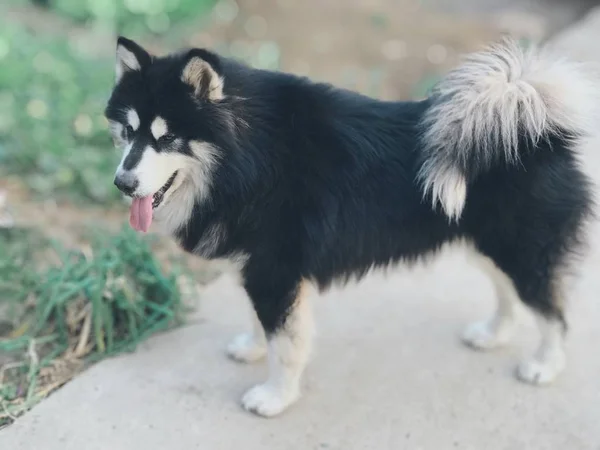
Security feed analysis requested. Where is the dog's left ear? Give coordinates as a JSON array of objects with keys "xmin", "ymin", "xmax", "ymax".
[
  {"xmin": 115, "ymin": 36, "xmax": 151, "ymax": 83},
  {"xmin": 181, "ymin": 49, "xmax": 224, "ymax": 101}
]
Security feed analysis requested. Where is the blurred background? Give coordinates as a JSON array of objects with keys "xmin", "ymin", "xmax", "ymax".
[{"xmin": 0, "ymin": 0, "xmax": 598, "ymax": 428}]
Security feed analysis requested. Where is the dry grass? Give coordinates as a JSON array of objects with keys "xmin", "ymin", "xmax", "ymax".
[{"xmin": 0, "ymin": 225, "xmax": 199, "ymax": 429}]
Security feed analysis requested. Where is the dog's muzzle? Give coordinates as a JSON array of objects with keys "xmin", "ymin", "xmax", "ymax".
[{"xmin": 114, "ymin": 171, "xmax": 138, "ymax": 196}]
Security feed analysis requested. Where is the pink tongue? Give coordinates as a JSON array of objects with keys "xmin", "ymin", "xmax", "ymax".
[{"xmin": 129, "ymin": 196, "xmax": 153, "ymax": 232}]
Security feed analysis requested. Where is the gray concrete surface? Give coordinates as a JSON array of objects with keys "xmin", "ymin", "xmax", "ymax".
[
  {"xmin": 3, "ymin": 250, "xmax": 600, "ymax": 449},
  {"xmin": 3, "ymin": 9, "xmax": 600, "ymax": 450}
]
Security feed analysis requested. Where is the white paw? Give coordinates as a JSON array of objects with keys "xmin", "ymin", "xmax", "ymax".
[
  {"xmin": 517, "ymin": 352, "xmax": 566, "ymax": 385},
  {"xmin": 226, "ymin": 333, "xmax": 267, "ymax": 363},
  {"xmin": 461, "ymin": 320, "xmax": 513, "ymax": 351},
  {"xmin": 241, "ymin": 383, "xmax": 300, "ymax": 417}
]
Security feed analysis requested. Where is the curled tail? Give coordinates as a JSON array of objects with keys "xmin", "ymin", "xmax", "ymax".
[{"xmin": 418, "ymin": 38, "xmax": 600, "ymax": 221}]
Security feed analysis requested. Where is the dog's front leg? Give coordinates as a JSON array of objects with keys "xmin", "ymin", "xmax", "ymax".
[
  {"xmin": 226, "ymin": 302, "xmax": 268, "ymax": 363},
  {"xmin": 240, "ymin": 274, "xmax": 314, "ymax": 417}
]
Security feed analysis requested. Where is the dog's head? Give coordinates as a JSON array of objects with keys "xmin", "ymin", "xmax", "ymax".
[{"xmin": 104, "ymin": 37, "xmax": 229, "ymax": 232}]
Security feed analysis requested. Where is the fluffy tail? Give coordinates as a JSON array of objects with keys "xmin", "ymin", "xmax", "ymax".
[{"xmin": 418, "ymin": 38, "xmax": 600, "ymax": 221}]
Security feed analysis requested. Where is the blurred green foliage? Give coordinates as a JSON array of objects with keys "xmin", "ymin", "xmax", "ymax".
[
  {"xmin": 14, "ymin": 0, "xmax": 218, "ymax": 36},
  {"xmin": 0, "ymin": 22, "xmax": 119, "ymax": 203},
  {"xmin": 0, "ymin": 0, "xmax": 217, "ymax": 204}
]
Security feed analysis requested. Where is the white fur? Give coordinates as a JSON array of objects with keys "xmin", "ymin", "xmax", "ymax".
[
  {"xmin": 227, "ymin": 333, "xmax": 267, "ymax": 363},
  {"xmin": 116, "ymin": 46, "xmax": 141, "ymax": 83},
  {"xmin": 152, "ymin": 140, "xmax": 219, "ymax": 234},
  {"xmin": 181, "ymin": 57, "xmax": 225, "ymax": 100},
  {"xmin": 127, "ymin": 109, "xmax": 140, "ymax": 131},
  {"xmin": 114, "ymin": 138, "xmax": 217, "ymax": 235},
  {"xmin": 108, "ymin": 111, "xmax": 139, "ymax": 151},
  {"xmin": 462, "ymin": 245, "xmax": 567, "ymax": 384},
  {"xmin": 134, "ymin": 146, "xmax": 179, "ymax": 195},
  {"xmin": 241, "ymin": 283, "xmax": 314, "ymax": 417},
  {"xmin": 517, "ymin": 317, "xmax": 566, "ymax": 385},
  {"xmin": 427, "ymin": 167, "xmax": 467, "ymax": 223},
  {"xmin": 115, "ymin": 145, "xmax": 181, "ymax": 197},
  {"xmin": 229, "ymin": 252, "xmax": 250, "ymax": 269},
  {"xmin": 227, "ymin": 307, "xmax": 267, "ymax": 363},
  {"xmin": 115, "ymin": 142, "xmax": 133, "ymax": 169},
  {"xmin": 420, "ymin": 38, "xmax": 600, "ymax": 220},
  {"xmin": 112, "ymin": 129, "xmax": 218, "ymax": 235},
  {"xmin": 194, "ymin": 222, "xmax": 226, "ymax": 258},
  {"xmin": 108, "ymin": 120, "xmax": 126, "ymax": 149},
  {"xmin": 151, "ymin": 116, "xmax": 168, "ymax": 140},
  {"xmin": 462, "ymin": 248, "xmax": 518, "ymax": 350}
]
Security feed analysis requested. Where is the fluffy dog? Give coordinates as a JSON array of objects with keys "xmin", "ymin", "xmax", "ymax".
[{"xmin": 105, "ymin": 36, "xmax": 597, "ymax": 417}]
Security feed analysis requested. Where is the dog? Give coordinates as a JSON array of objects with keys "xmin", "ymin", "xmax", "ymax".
[{"xmin": 105, "ymin": 36, "xmax": 597, "ymax": 417}]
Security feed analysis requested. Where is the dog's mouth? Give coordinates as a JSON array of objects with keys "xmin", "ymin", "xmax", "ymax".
[
  {"xmin": 129, "ymin": 171, "xmax": 177, "ymax": 233},
  {"xmin": 152, "ymin": 171, "xmax": 178, "ymax": 209}
]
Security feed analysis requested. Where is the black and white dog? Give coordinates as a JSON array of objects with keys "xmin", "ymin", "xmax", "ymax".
[{"xmin": 105, "ymin": 37, "xmax": 597, "ymax": 417}]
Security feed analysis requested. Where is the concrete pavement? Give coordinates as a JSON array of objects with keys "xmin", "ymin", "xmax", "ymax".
[
  {"xmin": 3, "ymin": 9, "xmax": 600, "ymax": 450},
  {"xmin": 2, "ymin": 247, "xmax": 600, "ymax": 449}
]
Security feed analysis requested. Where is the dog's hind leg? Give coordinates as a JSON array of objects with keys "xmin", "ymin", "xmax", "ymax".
[
  {"xmin": 462, "ymin": 250, "xmax": 518, "ymax": 350},
  {"xmin": 465, "ymin": 246, "xmax": 568, "ymax": 385},
  {"xmin": 515, "ymin": 276, "xmax": 567, "ymax": 385},
  {"xmin": 226, "ymin": 300, "xmax": 267, "ymax": 363},
  {"xmin": 240, "ymin": 274, "xmax": 314, "ymax": 417}
]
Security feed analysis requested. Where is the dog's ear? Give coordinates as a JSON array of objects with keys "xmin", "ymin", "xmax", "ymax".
[
  {"xmin": 181, "ymin": 49, "xmax": 224, "ymax": 101},
  {"xmin": 115, "ymin": 36, "xmax": 151, "ymax": 82}
]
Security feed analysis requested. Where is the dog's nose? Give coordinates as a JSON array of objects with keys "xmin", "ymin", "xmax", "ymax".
[{"xmin": 114, "ymin": 172, "xmax": 139, "ymax": 195}]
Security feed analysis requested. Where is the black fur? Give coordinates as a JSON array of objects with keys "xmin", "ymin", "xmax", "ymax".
[{"xmin": 105, "ymin": 44, "xmax": 594, "ymax": 337}]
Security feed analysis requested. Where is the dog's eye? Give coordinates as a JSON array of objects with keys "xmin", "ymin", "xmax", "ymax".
[
  {"xmin": 124, "ymin": 125, "xmax": 135, "ymax": 140},
  {"xmin": 159, "ymin": 133, "xmax": 176, "ymax": 144}
]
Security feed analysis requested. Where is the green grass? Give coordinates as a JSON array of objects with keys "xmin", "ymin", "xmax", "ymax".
[
  {"xmin": 0, "ymin": 21, "xmax": 119, "ymax": 204},
  {"xmin": 0, "ymin": 226, "xmax": 189, "ymax": 427},
  {"xmin": 0, "ymin": 0, "xmax": 217, "ymax": 204}
]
